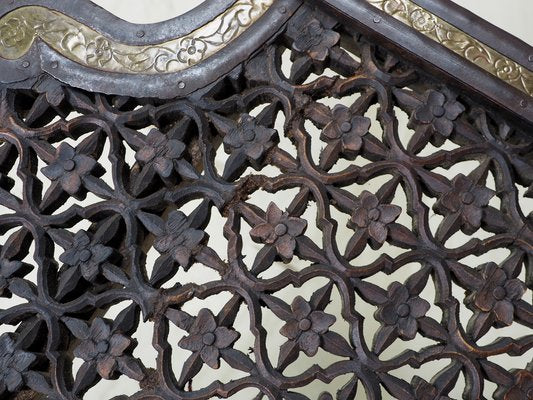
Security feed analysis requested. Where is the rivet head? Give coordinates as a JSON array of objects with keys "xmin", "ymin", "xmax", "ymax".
[
  {"xmin": 373, "ymin": 16, "xmax": 381, "ymax": 23},
  {"xmin": 520, "ymin": 99, "xmax": 528, "ymax": 108},
  {"xmin": 136, "ymin": 30, "xmax": 145, "ymax": 38},
  {"xmin": 50, "ymin": 61, "xmax": 58, "ymax": 69},
  {"xmin": 21, "ymin": 60, "xmax": 30, "ymax": 68},
  {"xmin": 528, "ymin": 55, "xmax": 533, "ymax": 62},
  {"xmin": 278, "ymin": 5, "xmax": 287, "ymax": 13},
  {"xmin": 178, "ymin": 81, "xmax": 186, "ymax": 89}
]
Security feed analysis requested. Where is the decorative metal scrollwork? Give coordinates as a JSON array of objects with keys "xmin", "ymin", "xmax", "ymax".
[{"xmin": 0, "ymin": 3, "xmax": 531, "ymax": 400}]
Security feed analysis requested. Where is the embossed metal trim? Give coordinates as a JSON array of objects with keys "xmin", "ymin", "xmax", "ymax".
[
  {"xmin": 0, "ymin": 1, "xmax": 273, "ymax": 74},
  {"xmin": 367, "ymin": 0, "xmax": 533, "ymax": 96}
]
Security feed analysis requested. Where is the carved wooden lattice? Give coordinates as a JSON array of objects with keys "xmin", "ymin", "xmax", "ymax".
[{"xmin": 0, "ymin": 3, "xmax": 531, "ymax": 400}]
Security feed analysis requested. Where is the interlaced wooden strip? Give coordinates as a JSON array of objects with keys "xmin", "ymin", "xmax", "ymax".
[{"xmin": 0, "ymin": 4, "xmax": 531, "ymax": 399}]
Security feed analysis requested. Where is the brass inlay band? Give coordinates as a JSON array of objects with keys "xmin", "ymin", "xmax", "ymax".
[
  {"xmin": 0, "ymin": 1, "xmax": 273, "ymax": 74},
  {"xmin": 368, "ymin": 0, "xmax": 533, "ymax": 96}
]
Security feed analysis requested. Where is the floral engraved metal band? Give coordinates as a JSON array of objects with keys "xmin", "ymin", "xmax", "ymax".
[
  {"xmin": 368, "ymin": 0, "xmax": 533, "ymax": 96},
  {"xmin": 0, "ymin": 1, "xmax": 273, "ymax": 74}
]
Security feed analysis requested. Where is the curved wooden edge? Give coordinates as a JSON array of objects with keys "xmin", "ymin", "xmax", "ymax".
[
  {"xmin": 316, "ymin": 0, "xmax": 533, "ymax": 128},
  {"xmin": 0, "ymin": 0, "xmax": 236, "ymax": 45},
  {"xmin": 0, "ymin": 0, "xmax": 302, "ymax": 98},
  {"xmin": 412, "ymin": 0, "xmax": 533, "ymax": 71}
]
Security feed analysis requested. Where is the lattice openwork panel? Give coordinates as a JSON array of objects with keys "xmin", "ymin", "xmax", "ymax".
[{"xmin": 0, "ymin": 4, "xmax": 531, "ymax": 400}]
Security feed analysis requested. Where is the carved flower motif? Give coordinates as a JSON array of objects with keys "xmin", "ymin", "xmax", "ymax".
[
  {"xmin": 414, "ymin": 90, "xmax": 465, "ymax": 137},
  {"xmin": 153, "ymin": 210, "xmax": 205, "ymax": 268},
  {"xmin": 41, "ymin": 143, "xmax": 97, "ymax": 195},
  {"xmin": 135, "ymin": 128, "xmax": 186, "ymax": 178},
  {"xmin": 412, "ymin": 376, "xmax": 451, "ymax": 400},
  {"xmin": 223, "ymin": 114, "xmax": 278, "ymax": 166},
  {"xmin": 0, "ymin": 18, "xmax": 27, "ymax": 48},
  {"xmin": 0, "ymin": 258, "xmax": 25, "ymax": 296},
  {"xmin": 250, "ymin": 202, "xmax": 307, "ymax": 262},
  {"xmin": 177, "ymin": 37, "xmax": 207, "ymax": 65},
  {"xmin": 498, "ymin": 369, "xmax": 533, "ymax": 400},
  {"xmin": 381, "ymin": 0, "xmax": 408, "ymax": 15},
  {"xmin": 466, "ymin": 262, "xmax": 526, "ymax": 326},
  {"xmin": 435, "ymin": 174, "xmax": 494, "ymax": 232},
  {"xmin": 375, "ymin": 282, "xmax": 430, "ymax": 339},
  {"xmin": 86, "ymin": 37, "xmax": 113, "ymax": 67},
  {"xmin": 291, "ymin": 19, "xmax": 340, "ymax": 62},
  {"xmin": 72, "ymin": 318, "xmax": 138, "ymax": 380},
  {"xmin": 279, "ymin": 296, "xmax": 336, "ymax": 356},
  {"xmin": 348, "ymin": 191, "xmax": 401, "ymax": 244},
  {"xmin": 410, "ymin": 9, "xmax": 437, "ymax": 33},
  {"xmin": 495, "ymin": 58, "xmax": 521, "ymax": 82},
  {"xmin": 59, "ymin": 230, "xmax": 113, "ymax": 282},
  {"xmin": 322, "ymin": 105, "xmax": 371, "ymax": 154},
  {"xmin": 0, "ymin": 334, "xmax": 36, "ymax": 394},
  {"xmin": 178, "ymin": 309, "xmax": 239, "ymax": 369}
]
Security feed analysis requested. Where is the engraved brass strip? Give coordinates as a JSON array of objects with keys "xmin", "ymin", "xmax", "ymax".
[
  {"xmin": 368, "ymin": 0, "xmax": 533, "ymax": 96},
  {"xmin": 0, "ymin": 1, "xmax": 273, "ymax": 74}
]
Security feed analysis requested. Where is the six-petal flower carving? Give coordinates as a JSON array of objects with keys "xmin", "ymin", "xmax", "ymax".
[
  {"xmin": 178, "ymin": 308, "xmax": 240, "ymax": 369},
  {"xmin": 250, "ymin": 202, "xmax": 307, "ymax": 262}
]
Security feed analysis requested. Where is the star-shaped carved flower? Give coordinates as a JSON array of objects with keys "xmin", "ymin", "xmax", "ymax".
[
  {"xmin": 279, "ymin": 296, "xmax": 336, "ymax": 357},
  {"xmin": 41, "ymin": 143, "xmax": 97, "ymax": 195},
  {"xmin": 250, "ymin": 202, "xmax": 307, "ymax": 262},
  {"xmin": 178, "ymin": 309, "xmax": 239, "ymax": 369},
  {"xmin": 69, "ymin": 317, "xmax": 143, "ymax": 381},
  {"xmin": 348, "ymin": 191, "xmax": 401, "ymax": 244},
  {"xmin": 375, "ymin": 282, "xmax": 430, "ymax": 340},
  {"xmin": 414, "ymin": 90, "xmax": 465, "ymax": 138},
  {"xmin": 135, "ymin": 128, "xmax": 187, "ymax": 178},
  {"xmin": 86, "ymin": 37, "xmax": 113, "ymax": 67},
  {"xmin": 465, "ymin": 262, "xmax": 526, "ymax": 327},
  {"xmin": 177, "ymin": 37, "xmax": 207, "ymax": 65},
  {"xmin": 0, "ymin": 334, "xmax": 36, "ymax": 395},
  {"xmin": 291, "ymin": 19, "xmax": 340, "ymax": 62},
  {"xmin": 223, "ymin": 114, "xmax": 278, "ymax": 167},
  {"xmin": 59, "ymin": 230, "xmax": 113, "ymax": 282},
  {"xmin": 152, "ymin": 210, "xmax": 205, "ymax": 268},
  {"xmin": 434, "ymin": 174, "xmax": 494, "ymax": 233},
  {"xmin": 322, "ymin": 105, "xmax": 371, "ymax": 155}
]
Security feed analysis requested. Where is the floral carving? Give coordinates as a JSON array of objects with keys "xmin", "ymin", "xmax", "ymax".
[
  {"xmin": 279, "ymin": 296, "xmax": 336, "ymax": 356},
  {"xmin": 68, "ymin": 317, "xmax": 143, "ymax": 381},
  {"xmin": 290, "ymin": 19, "xmax": 339, "ymax": 62},
  {"xmin": 86, "ymin": 37, "xmax": 112, "ymax": 67},
  {"xmin": 177, "ymin": 38, "xmax": 207, "ymax": 65},
  {"xmin": 495, "ymin": 58, "xmax": 522, "ymax": 82},
  {"xmin": 434, "ymin": 174, "xmax": 494, "ymax": 234},
  {"xmin": 0, "ymin": 334, "xmax": 36, "ymax": 394},
  {"xmin": 178, "ymin": 309, "xmax": 239, "ymax": 369},
  {"xmin": 322, "ymin": 105, "xmax": 371, "ymax": 155},
  {"xmin": 348, "ymin": 191, "xmax": 401, "ymax": 245},
  {"xmin": 414, "ymin": 90, "xmax": 465, "ymax": 138},
  {"xmin": 41, "ymin": 142, "xmax": 97, "ymax": 195},
  {"xmin": 375, "ymin": 282, "xmax": 430, "ymax": 340},
  {"xmin": 466, "ymin": 262, "xmax": 526, "ymax": 327},
  {"xmin": 0, "ymin": 18, "xmax": 27, "ymax": 48},
  {"xmin": 59, "ymin": 231, "xmax": 113, "ymax": 282},
  {"xmin": 135, "ymin": 128, "xmax": 187, "ymax": 179},
  {"xmin": 250, "ymin": 202, "xmax": 307, "ymax": 262}
]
